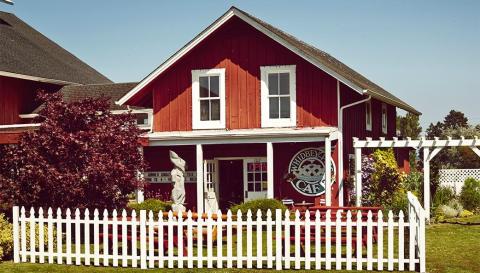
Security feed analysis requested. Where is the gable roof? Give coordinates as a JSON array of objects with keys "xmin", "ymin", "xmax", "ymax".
[
  {"xmin": 0, "ymin": 11, "xmax": 112, "ymax": 85},
  {"xmin": 32, "ymin": 82, "xmax": 141, "ymax": 114},
  {"xmin": 117, "ymin": 6, "xmax": 420, "ymax": 115}
]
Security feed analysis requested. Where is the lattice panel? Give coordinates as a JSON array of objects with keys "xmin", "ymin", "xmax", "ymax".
[{"xmin": 439, "ymin": 169, "xmax": 480, "ymax": 194}]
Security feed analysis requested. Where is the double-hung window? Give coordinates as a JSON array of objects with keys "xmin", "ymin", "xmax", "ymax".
[
  {"xmin": 381, "ymin": 103, "xmax": 388, "ymax": 134},
  {"xmin": 365, "ymin": 100, "xmax": 372, "ymax": 131},
  {"xmin": 191, "ymin": 68, "xmax": 226, "ymax": 129},
  {"xmin": 260, "ymin": 65, "xmax": 296, "ymax": 127}
]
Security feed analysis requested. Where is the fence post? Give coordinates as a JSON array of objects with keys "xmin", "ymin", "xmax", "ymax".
[
  {"xmin": 139, "ymin": 210, "xmax": 147, "ymax": 269},
  {"xmin": 13, "ymin": 206, "xmax": 20, "ymax": 263}
]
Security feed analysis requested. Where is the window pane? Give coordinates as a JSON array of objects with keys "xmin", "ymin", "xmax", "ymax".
[
  {"xmin": 269, "ymin": 97, "xmax": 279, "ymax": 119},
  {"xmin": 199, "ymin": 76, "xmax": 209, "ymax": 98},
  {"xmin": 200, "ymin": 100, "xmax": 209, "ymax": 121},
  {"xmin": 280, "ymin": 97, "xmax": 290, "ymax": 118},
  {"xmin": 210, "ymin": 99, "xmax": 220, "ymax": 120},
  {"xmin": 248, "ymin": 183, "xmax": 254, "ymax": 191},
  {"xmin": 268, "ymin": 73, "xmax": 279, "ymax": 95},
  {"xmin": 135, "ymin": 113, "xmax": 149, "ymax": 125},
  {"xmin": 254, "ymin": 172, "xmax": 261, "ymax": 182},
  {"xmin": 210, "ymin": 76, "xmax": 219, "ymax": 97},
  {"xmin": 279, "ymin": 73, "xmax": 290, "ymax": 95},
  {"xmin": 248, "ymin": 173, "xmax": 253, "ymax": 181}
]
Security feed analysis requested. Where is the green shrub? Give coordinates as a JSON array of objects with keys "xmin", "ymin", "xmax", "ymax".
[
  {"xmin": 436, "ymin": 205, "xmax": 459, "ymax": 219},
  {"xmin": 229, "ymin": 199, "xmax": 287, "ymax": 220},
  {"xmin": 403, "ymin": 171, "xmax": 423, "ymax": 199},
  {"xmin": 368, "ymin": 149, "xmax": 404, "ymax": 207},
  {"xmin": 433, "ymin": 186, "xmax": 456, "ymax": 210},
  {"xmin": 460, "ymin": 178, "xmax": 480, "ymax": 212},
  {"xmin": 386, "ymin": 189, "xmax": 409, "ymax": 214},
  {"xmin": 0, "ymin": 214, "xmax": 13, "ymax": 262},
  {"xmin": 127, "ymin": 199, "xmax": 172, "ymax": 214}
]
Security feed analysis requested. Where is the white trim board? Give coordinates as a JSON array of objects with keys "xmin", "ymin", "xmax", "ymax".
[
  {"xmin": 116, "ymin": 7, "xmax": 367, "ymax": 106},
  {"xmin": 0, "ymin": 71, "xmax": 79, "ymax": 86}
]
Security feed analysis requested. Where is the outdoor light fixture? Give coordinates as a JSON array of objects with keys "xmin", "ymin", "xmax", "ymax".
[{"xmin": 1, "ymin": 0, "xmax": 14, "ymax": 5}]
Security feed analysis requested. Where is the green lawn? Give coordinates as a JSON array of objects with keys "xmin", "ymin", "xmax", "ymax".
[{"xmin": 1, "ymin": 223, "xmax": 479, "ymax": 273}]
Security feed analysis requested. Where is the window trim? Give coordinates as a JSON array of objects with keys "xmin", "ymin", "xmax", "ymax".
[
  {"xmin": 365, "ymin": 100, "xmax": 372, "ymax": 131},
  {"xmin": 381, "ymin": 103, "xmax": 388, "ymax": 134},
  {"xmin": 260, "ymin": 65, "xmax": 297, "ymax": 128},
  {"xmin": 191, "ymin": 68, "xmax": 226, "ymax": 130}
]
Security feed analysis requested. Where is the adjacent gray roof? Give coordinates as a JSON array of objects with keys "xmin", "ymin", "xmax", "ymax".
[
  {"xmin": 32, "ymin": 82, "xmax": 140, "ymax": 113},
  {"xmin": 0, "ymin": 11, "xmax": 112, "ymax": 85},
  {"xmin": 234, "ymin": 7, "xmax": 420, "ymax": 115}
]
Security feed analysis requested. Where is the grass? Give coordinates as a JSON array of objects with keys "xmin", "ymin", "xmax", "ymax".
[
  {"xmin": 1, "ymin": 224, "xmax": 479, "ymax": 273},
  {"xmin": 439, "ymin": 215, "xmax": 480, "ymax": 225}
]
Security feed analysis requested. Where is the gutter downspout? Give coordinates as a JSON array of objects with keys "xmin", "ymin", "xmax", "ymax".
[{"xmin": 337, "ymin": 80, "xmax": 371, "ymax": 206}]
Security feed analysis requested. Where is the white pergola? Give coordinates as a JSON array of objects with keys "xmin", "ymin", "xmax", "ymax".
[{"xmin": 353, "ymin": 136, "xmax": 480, "ymax": 219}]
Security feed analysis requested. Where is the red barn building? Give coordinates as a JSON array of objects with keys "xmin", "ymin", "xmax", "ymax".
[{"xmin": 118, "ymin": 7, "xmax": 420, "ymax": 212}]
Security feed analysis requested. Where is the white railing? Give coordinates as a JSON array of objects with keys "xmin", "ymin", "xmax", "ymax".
[{"xmin": 12, "ymin": 193, "xmax": 426, "ymax": 272}]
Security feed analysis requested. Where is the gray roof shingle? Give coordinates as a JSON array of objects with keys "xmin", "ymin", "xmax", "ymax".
[{"xmin": 0, "ymin": 11, "xmax": 112, "ymax": 84}]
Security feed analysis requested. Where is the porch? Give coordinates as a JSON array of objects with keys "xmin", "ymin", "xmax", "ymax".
[{"xmin": 141, "ymin": 127, "xmax": 341, "ymax": 213}]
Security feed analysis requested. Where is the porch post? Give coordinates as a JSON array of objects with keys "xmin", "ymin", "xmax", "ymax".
[
  {"xmin": 325, "ymin": 137, "xmax": 332, "ymax": 206},
  {"xmin": 196, "ymin": 144, "xmax": 204, "ymax": 214},
  {"xmin": 337, "ymin": 131, "xmax": 344, "ymax": 206},
  {"xmin": 136, "ymin": 146, "xmax": 145, "ymax": 203},
  {"xmin": 355, "ymin": 147, "xmax": 362, "ymax": 207},
  {"xmin": 266, "ymin": 142, "xmax": 274, "ymax": 199},
  {"xmin": 423, "ymin": 147, "xmax": 431, "ymax": 219}
]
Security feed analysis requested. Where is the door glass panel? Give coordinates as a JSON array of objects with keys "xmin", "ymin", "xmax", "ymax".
[{"xmin": 245, "ymin": 160, "xmax": 268, "ymax": 193}]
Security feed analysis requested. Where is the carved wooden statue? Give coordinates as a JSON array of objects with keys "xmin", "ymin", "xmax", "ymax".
[{"xmin": 169, "ymin": 150, "xmax": 186, "ymax": 213}]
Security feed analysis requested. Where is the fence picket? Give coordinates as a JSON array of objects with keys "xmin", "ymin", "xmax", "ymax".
[
  {"xmin": 226, "ymin": 210, "xmax": 233, "ymax": 268},
  {"xmin": 284, "ymin": 210, "xmax": 291, "ymax": 269},
  {"xmin": 102, "ymin": 209, "xmax": 109, "ymax": 267},
  {"xmin": 121, "ymin": 210, "xmax": 128, "ymax": 267},
  {"xmin": 398, "ymin": 211, "xmax": 405, "ymax": 271},
  {"xmin": 366, "ymin": 210, "xmax": 373, "ymax": 270},
  {"xmin": 314, "ymin": 210, "xmax": 321, "ymax": 270},
  {"xmin": 131, "ymin": 210, "xmax": 138, "ymax": 268},
  {"xmin": 38, "ymin": 208, "xmax": 44, "ymax": 264},
  {"xmin": 29, "ymin": 207, "xmax": 36, "ymax": 263},
  {"xmin": 93, "ymin": 209, "xmax": 100, "ymax": 266},
  {"xmin": 178, "ymin": 210, "xmax": 185, "ymax": 269},
  {"xmin": 236, "ymin": 210, "xmax": 242, "ymax": 269},
  {"xmin": 65, "ymin": 208, "xmax": 72, "ymax": 265},
  {"xmin": 266, "ymin": 210, "xmax": 273, "ymax": 269},
  {"xmin": 216, "ymin": 210, "xmax": 223, "ymax": 269},
  {"xmin": 75, "ymin": 209, "xmax": 81, "ymax": 266},
  {"xmin": 167, "ymin": 211, "xmax": 174, "ymax": 268},
  {"xmin": 409, "ymin": 206, "xmax": 416, "ymax": 271},
  {"xmin": 304, "ymin": 211, "xmax": 311, "ymax": 270},
  {"xmin": 13, "ymin": 207, "xmax": 20, "ymax": 263},
  {"xmin": 346, "ymin": 211, "xmax": 353, "ymax": 270},
  {"xmin": 148, "ymin": 210, "xmax": 154, "ymax": 268},
  {"xmin": 246, "ymin": 210, "xmax": 253, "ymax": 269},
  {"xmin": 388, "ymin": 211, "xmax": 394, "ymax": 271},
  {"xmin": 356, "ymin": 211, "xmax": 362, "ymax": 270},
  {"xmin": 47, "ymin": 208, "xmax": 54, "ymax": 264},
  {"xmin": 187, "ymin": 210, "xmax": 194, "ymax": 268},
  {"xmin": 294, "ymin": 210, "xmax": 301, "ymax": 269},
  {"xmin": 207, "ymin": 211, "xmax": 214, "ymax": 268},
  {"xmin": 198, "ymin": 212, "xmax": 204, "ymax": 268},
  {"xmin": 377, "ymin": 210, "xmax": 384, "ymax": 271},
  {"xmin": 335, "ymin": 210, "xmax": 342, "ymax": 270},
  {"xmin": 275, "ymin": 209, "xmax": 282, "ymax": 270},
  {"xmin": 139, "ymin": 210, "xmax": 147, "ymax": 269},
  {"xmin": 256, "ymin": 210, "xmax": 263, "ymax": 269},
  {"xmin": 112, "ymin": 209, "xmax": 118, "ymax": 267},
  {"xmin": 84, "ymin": 209, "xmax": 90, "ymax": 266},
  {"xmin": 56, "ymin": 208, "xmax": 62, "ymax": 265},
  {"xmin": 325, "ymin": 210, "xmax": 332, "ymax": 270},
  {"xmin": 157, "ymin": 211, "xmax": 164, "ymax": 268},
  {"xmin": 21, "ymin": 207, "xmax": 27, "ymax": 263}
]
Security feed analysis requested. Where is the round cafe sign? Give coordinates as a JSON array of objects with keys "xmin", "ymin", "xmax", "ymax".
[{"xmin": 288, "ymin": 148, "xmax": 336, "ymax": 196}]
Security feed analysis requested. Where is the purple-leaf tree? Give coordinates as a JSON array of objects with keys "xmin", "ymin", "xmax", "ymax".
[{"xmin": 0, "ymin": 92, "xmax": 146, "ymax": 211}]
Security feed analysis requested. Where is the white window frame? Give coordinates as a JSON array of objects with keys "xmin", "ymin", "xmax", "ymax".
[
  {"xmin": 381, "ymin": 103, "xmax": 388, "ymax": 134},
  {"xmin": 191, "ymin": 68, "xmax": 226, "ymax": 130},
  {"xmin": 365, "ymin": 100, "xmax": 372, "ymax": 131},
  {"xmin": 260, "ymin": 65, "xmax": 297, "ymax": 128}
]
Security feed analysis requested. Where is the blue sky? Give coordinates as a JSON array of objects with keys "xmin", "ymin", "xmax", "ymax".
[{"xmin": 2, "ymin": 0, "xmax": 479, "ymax": 129}]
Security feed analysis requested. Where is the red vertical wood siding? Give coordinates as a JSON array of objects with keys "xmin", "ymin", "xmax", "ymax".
[
  {"xmin": 0, "ymin": 76, "xmax": 60, "ymax": 125},
  {"xmin": 151, "ymin": 17, "xmax": 338, "ymax": 132}
]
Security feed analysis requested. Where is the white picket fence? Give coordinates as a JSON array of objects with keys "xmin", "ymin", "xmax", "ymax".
[{"xmin": 12, "ymin": 192, "xmax": 426, "ymax": 272}]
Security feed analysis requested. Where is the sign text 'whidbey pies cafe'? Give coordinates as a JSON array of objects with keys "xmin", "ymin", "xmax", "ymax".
[{"xmin": 288, "ymin": 148, "xmax": 335, "ymax": 196}]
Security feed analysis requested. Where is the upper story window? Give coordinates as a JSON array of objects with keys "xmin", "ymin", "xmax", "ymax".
[
  {"xmin": 381, "ymin": 103, "xmax": 388, "ymax": 134},
  {"xmin": 191, "ymin": 68, "xmax": 226, "ymax": 129},
  {"xmin": 365, "ymin": 100, "xmax": 372, "ymax": 131},
  {"xmin": 260, "ymin": 65, "xmax": 296, "ymax": 128}
]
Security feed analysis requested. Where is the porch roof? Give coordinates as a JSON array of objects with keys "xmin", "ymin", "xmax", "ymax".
[{"xmin": 143, "ymin": 127, "xmax": 338, "ymax": 146}]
